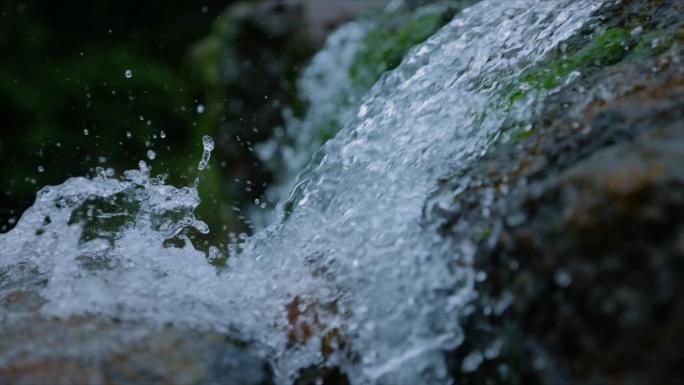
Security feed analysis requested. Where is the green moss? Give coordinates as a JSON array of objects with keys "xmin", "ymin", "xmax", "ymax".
[
  {"xmin": 510, "ymin": 129, "xmax": 535, "ymax": 142},
  {"xmin": 306, "ymin": 115, "xmax": 341, "ymax": 153},
  {"xmin": 520, "ymin": 27, "xmax": 630, "ymax": 94},
  {"xmin": 495, "ymin": 28, "xmax": 632, "ymax": 142},
  {"xmin": 477, "ymin": 226, "xmax": 491, "ymax": 242},
  {"xmin": 632, "ymin": 29, "xmax": 675, "ymax": 58},
  {"xmin": 505, "ymin": 26, "xmax": 678, "ymax": 109},
  {"xmin": 349, "ymin": 9, "xmax": 451, "ymax": 89}
]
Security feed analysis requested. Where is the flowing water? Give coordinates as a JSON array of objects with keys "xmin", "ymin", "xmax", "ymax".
[
  {"xmin": 0, "ymin": 1, "xmax": 607, "ymax": 383},
  {"xmin": 254, "ymin": 18, "xmax": 371, "ymax": 225}
]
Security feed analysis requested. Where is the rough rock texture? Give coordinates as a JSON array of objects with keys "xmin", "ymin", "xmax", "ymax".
[
  {"xmin": 0, "ymin": 317, "xmax": 273, "ymax": 385},
  {"xmin": 429, "ymin": 1, "xmax": 684, "ymax": 383},
  {"xmin": 0, "ymin": 263, "xmax": 273, "ymax": 385}
]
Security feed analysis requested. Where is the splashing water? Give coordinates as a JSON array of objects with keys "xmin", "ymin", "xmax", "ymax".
[{"xmin": 0, "ymin": 1, "xmax": 607, "ymax": 384}]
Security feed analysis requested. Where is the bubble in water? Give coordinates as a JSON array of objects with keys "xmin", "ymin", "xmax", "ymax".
[
  {"xmin": 124, "ymin": 69, "xmax": 133, "ymax": 78},
  {"xmin": 147, "ymin": 150, "xmax": 156, "ymax": 160},
  {"xmin": 196, "ymin": 104, "xmax": 205, "ymax": 114}
]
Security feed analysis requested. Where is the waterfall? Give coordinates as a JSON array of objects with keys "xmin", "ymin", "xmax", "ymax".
[{"xmin": 0, "ymin": 1, "xmax": 607, "ymax": 384}]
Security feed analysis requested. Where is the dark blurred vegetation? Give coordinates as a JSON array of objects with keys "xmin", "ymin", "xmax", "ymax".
[{"xmin": 0, "ymin": 0, "xmax": 227, "ymax": 230}]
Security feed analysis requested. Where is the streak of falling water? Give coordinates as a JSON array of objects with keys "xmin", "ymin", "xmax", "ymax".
[{"xmin": 0, "ymin": 1, "xmax": 606, "ymax": 384}]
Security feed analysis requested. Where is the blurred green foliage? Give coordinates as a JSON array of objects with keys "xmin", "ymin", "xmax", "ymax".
[{"xmin": 0, "ymin": 1, "xmax": 227, "ymax": 233}]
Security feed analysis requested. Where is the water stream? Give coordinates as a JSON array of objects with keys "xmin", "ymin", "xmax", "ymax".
[{"xmin": 0, "ymin": 1, "xmax": 607, "ymax": 383}]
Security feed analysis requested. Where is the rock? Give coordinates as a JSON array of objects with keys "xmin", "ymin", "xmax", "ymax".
[
  {"xmin": 0, "ymin": 264, "xmax": 272, "ymax": 385},
  {"xmin": 0, "ymin": 315, "xmax": 273, "ymax": 385},
  {"xmin": 430, "ymin": 2, "xmax": 684, "ymax": 383}
]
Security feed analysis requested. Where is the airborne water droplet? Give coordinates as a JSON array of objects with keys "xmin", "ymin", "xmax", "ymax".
[
  {"xmin": 95, "ymin": 166, "xmax": 106, "ymax": 180},
  {"xmin": 124, "ymin": 69, "xmax": 133, "ymax": 78},
  {"xmin": 37, "ymin": 166, "xmax": 44, "ymax": 173},
  {"xmin": 147, "ymin": 150, "xmax": 156, "ymax": 160},
  {"xmin": 197, "ymin": 135, "xmax": 214, "ymax": 170},
  {"xmin": 202, "ymin": 135, "xmax": 214, "ymax": 151},
  {"xmin": 196, "ymin": 104, "xmax": 205, "ymax": 114}
]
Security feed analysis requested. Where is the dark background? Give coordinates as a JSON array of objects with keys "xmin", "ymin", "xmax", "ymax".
[{"xmin": 1, "ymin": 0, "xmax": 228, "ymax": 229}]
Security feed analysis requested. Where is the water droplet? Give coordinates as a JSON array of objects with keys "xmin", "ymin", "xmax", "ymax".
[
  {"xmin": 126, "ymin": 132, "xmax": 132, "ymax": 138},
  {"xmin": 83, "ymin": 129, "xmax": 89, "ymax": 136},
  {"xmin": 160, "ymin": 130, "xmax": 166, "ymax": 139},
  {"xmin": 196, "ymin": 104, "xmax": 205, "ymax": 114},
  {"xmin": 197, "ymin": 135, "xmax": 214, "ymax": 170},
  {"xmin": 37, "ymin": 166, "xmax": 44, "ymax": 173},
  {"xmin": 147, "ymin": 150, "xmax": 156, "ymax": 160},
  {"xmin": 202, "ymin": 135, "xmax": 214, "ymax": 151},
  {"xmin": 207, "ymin": 246, "xmax": 221, "ymax": 261},
  {"xmin": 124, "ymin": 69, "xmax": 133, "ymax": 79},
  {"xmin": 554, "ymin": 269, "xmax": 572, "ymax": 288},
  {"xmin": 95, "ymin": 166, "xmax": 106, "ymax": 180},
  {"xmin": 461, "ymin": 351, "xmax": 483, "ymax": 373}
]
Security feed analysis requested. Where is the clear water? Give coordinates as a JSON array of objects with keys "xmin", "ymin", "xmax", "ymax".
[
  {"xmin": 254, "ymin": 19, "xmax": 371, "ymax": 225},
  {"xmin": 0, "ymin": 1, "xmax": 605, "ymax": 383}
]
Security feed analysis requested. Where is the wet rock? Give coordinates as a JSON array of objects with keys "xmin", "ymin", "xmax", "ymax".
[
  {"xmin": 0, "ymin": 314, "xmax": 273, "ymax": 385},
  {"xmin": 0, "ymin": 266, "xmax": 272, "ymax": 385},
  {"xmin": 431, "ymin": 3, "xmax": 684, "ymax": 383}
]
